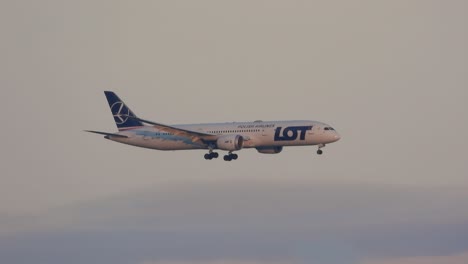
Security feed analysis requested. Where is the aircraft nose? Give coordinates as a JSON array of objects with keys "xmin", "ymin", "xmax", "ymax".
[{"xmin": 333, "ymin": 132, "xmax": 341, "ymax": 142}]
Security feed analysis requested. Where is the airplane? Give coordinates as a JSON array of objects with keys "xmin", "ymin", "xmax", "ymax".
[{"xmin": 86, "ymin": 91, "xmax": 340, "ymax": 161}]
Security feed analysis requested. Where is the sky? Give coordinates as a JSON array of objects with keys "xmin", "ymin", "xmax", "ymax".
[{"xmin": 1, "ymin": 0, "xmax": 467, "ymax": 263}]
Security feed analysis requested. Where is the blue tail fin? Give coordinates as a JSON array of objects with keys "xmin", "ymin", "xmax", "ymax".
[{"xmin": 104, "ymin": 91, "xmax": 144, "ymax": 130}]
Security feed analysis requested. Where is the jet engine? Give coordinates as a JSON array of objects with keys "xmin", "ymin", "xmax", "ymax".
[
  {"xmin": 216, "ymin": 135, "xmax": 244, "ymax": 151},
  {"xmin": 256, "ymin": 146, "xmax": 283, "ymax": 154}
]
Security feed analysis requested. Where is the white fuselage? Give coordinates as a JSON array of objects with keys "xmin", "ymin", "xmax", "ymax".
[{"xmin": 109, "ymin": 120, "xmax": 340, "ymax": 151}]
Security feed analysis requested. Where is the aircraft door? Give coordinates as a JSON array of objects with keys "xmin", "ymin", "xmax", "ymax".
[{"xmin": 309, "ymin": 125, "xmax": 322, "ymax": 135}]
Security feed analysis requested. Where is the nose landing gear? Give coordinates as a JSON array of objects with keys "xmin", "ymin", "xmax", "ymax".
[{"xmin": 317, "ymin": 144, "xmax": 325, "ymax": 155}]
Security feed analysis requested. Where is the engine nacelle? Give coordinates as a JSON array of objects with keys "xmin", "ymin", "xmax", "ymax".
[
  {"xmin": 217, "ymin": 135, "xmax": 244, "ymax": 151},
  {"xmin": 256, "ymin": 146, "xmax": 283, "ymax": 154}
]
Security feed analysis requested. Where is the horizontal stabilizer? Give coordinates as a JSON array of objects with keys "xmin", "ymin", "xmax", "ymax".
[{"xmin": 84, "ymin": 130, "xmax": 129, "ymax": 138}]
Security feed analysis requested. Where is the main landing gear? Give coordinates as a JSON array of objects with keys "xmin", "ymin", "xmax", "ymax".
[
  {"xmin": 223, "ymin": 152, "xmax": 238, "ymax": 161},
  {"xmin": 204, "ymin": 150, "xmax": 238, "ymax": 161},
  {"xmin": 204, "ymin": 152, "xmax": 219, "ymax": 160},
  {"xmin": 317, "ymin": 144, "xmax": 325, "ymax": 155},
  {"xmin": 204, "ymin": 145, "xmax": 219, "ymax": 160}
]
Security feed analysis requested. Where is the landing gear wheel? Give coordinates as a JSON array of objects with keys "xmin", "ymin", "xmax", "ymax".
[
  {"xmin": 204, "ymin": 151, "xmax": 219, "ymax": 160},
  {"xmin": 231, "ymin": 154, "xmax": 238, "ymax": 160},
  {"xmin": 317, "ymin": 144, "xmax": 325, "ymax": 155},
  {"xmin": 223, "ymin": 155, "xmax": 232, "ymax": 161}
]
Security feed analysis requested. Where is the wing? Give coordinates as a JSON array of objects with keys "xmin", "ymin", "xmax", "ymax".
[{"xmin": 127, "ymin": 116, "xmax": 218, "ymax": 144}]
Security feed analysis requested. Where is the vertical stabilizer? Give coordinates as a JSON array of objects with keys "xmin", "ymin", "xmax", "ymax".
[{"xmin": 104, "ymin": 91, "xmax": 144, "ymax": 130}]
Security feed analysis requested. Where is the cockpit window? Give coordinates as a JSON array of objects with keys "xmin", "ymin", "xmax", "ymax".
[
  {"xmin": 324, "ymin": 127, "xmax": 335, "ymax": 131},
  {"xmin": 324, "ymin": 127, "xmax": 329, "ymax": 131}
]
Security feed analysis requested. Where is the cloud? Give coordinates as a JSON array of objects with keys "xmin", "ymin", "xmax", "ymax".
[
  {"xmin": 361, "ymin": 251, "xmax": 468, "ymax": 264},
  {"xmin": 2, "ymin": 182, "xmax": 468, "ymax": 264},
  {"xmin": 6, "ymin": 181, "xmax": 468, "ymax": 236},
  {"xmin": 140, "ymin": 260, "xmax": 294, "ymax": 264}
]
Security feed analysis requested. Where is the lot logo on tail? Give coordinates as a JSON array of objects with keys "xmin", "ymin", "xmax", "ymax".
[
  {"xmin": 274, "ymin": 126, "xmax": 312, "ymax": 141},
  {"xmin": 111, "ymin": 101, "xmax": 130, "ymax": 125}
]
